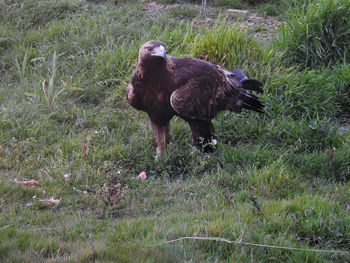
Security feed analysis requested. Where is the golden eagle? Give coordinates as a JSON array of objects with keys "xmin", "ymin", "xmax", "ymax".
[{"xmin": 126, "ymin": 40, "xmax": 264, "ymax": 154}]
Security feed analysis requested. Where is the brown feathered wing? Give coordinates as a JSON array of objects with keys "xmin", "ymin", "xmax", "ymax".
[{"xmin": 170, "ymin": 58, "xmax": 264, "ymax": 121}]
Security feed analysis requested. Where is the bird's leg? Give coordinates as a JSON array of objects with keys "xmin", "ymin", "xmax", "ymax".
[
  {"xmin": 188, "ymin": 120, "xmax": 215, "ymax": 152},
  {"xmin": 151, "ymin": 122, "xmax": 172, "ymax": 155}
]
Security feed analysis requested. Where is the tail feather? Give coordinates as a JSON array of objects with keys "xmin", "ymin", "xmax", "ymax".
[
  {"xmin": 242, "ymin": 79, "xmax": 264, "ymax": 94},
  {"xmin": 222, "ymin": 67, "xmax": 265, "ymax": 114},
  {"xmin": 241, "ymin": 93, "xmax": 265, "ymax": 113}
]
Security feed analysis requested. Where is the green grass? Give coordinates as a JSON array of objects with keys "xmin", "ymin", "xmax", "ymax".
[
  {"xmin": 1, "ymin": 0, "xmax": 350, "ymax": 262},
  {"xmin": 276, "ymin": 0, "xmax": 350, "ymax": 68},
  {"xmin": 151, "ymin": 0, "xmax": 309, "ymax": 17}
]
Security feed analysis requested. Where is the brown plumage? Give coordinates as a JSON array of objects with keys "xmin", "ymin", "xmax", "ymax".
[{"xmin": 126, "ymin": 40, "xmax": 264, "ymax": 154}]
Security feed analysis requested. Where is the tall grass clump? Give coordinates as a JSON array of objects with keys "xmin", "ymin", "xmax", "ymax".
[
  {"xmin": 276, "ymin": 0, "xmax": 350, "ymax": 68},
  {"xmin": 192, "ymin": 22, "xmax": 262, "ymax": 68},
  {"xmin": 191, "ymin": 22, "xmax": 279, "ymax": 78},
  {"xmin": 266, "ymin": 67, "xmax": 341, "ymax": 120},
  {"xmin": 333, "ymin": 63, "xmax": 350, "ymax": 115}
]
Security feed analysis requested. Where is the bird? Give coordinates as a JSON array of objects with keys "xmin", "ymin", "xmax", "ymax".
[{"xmin": 126, "ymin": 40, "xmax": 264, "ymax": 155}]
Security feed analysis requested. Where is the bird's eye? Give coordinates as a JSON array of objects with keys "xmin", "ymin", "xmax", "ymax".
[{"xmin": 147, "ymin": 47, "xmax": 153, "ymax": 51}]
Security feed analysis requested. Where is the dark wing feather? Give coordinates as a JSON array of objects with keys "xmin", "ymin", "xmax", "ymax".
[
  {"xmin": 170, "ymin": 82, "xmax": 217, "ymax": 121},
  {"xmin": 240, "ymin": 93, "xmax": 264, "ymax": 113},
  {"xmin": 220, "ymin": 67, "xmax": 264, "ymax": 94},
  {"xmin": 170, "ymin": 58, "xmax": 264, "ymax": 119},
  {"xmin": 242, "ymin": 79, "xmax": 264, "ymax": 94},
  {"xmin": 217, "ymin": 66, "xmax": 264, "ymax": 113},
  {"xmin": 170, "ymin": 58, "xmax": 226, "ymax": 120}
]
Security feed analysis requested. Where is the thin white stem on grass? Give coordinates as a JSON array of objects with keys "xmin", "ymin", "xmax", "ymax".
[
  {"xmin": 0, "ymin": 224, "xmax": 13, "ymax": 231},
  {"xmin": 154, "ymin": 236, "xmax": 350, "ymax": 255}
]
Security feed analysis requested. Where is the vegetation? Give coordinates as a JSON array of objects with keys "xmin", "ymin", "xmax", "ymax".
[
  {"xmin": 0, "ymin": 0, "xmax": 349, "ymax": 262},
  {"xmin": 276, "ymin": 0, "xmax": 350, "ymax": 68}
]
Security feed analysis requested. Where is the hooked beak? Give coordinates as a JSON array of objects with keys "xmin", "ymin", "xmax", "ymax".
[{"xmin": 151, "ymin": 45, "xmax": 166, "ymax": 59}]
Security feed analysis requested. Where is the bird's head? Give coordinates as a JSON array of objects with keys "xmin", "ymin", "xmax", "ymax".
[{"xmin": 138, "ymin": 40, "xmax": 167, "ymax": 65}]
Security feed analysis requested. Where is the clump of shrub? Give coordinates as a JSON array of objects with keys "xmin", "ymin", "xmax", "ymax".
[{"xmin": 276, "ymin": 0, "xmax": 350, "ymax": 68}]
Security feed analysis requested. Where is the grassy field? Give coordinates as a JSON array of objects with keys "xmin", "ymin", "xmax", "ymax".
[{"xmin": 1, "ymin": 0, "xmax": 349, "ymax": 262}]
